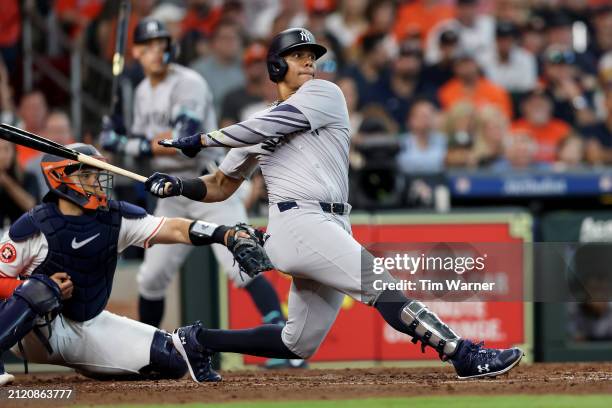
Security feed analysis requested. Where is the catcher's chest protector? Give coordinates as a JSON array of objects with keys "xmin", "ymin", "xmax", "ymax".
[{"xmin": 12, "ymin": 203, "xmax": 121, "ymax": 322}]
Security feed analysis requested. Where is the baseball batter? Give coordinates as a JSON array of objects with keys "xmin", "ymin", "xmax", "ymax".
[
  {"xmin": 101, "ymin": 19, "xmax": 292, "ymax": 364},
  {"xmin": 0, "ymin": 143, "xmax": 269, "ymax": 385},
  {"xmin": 145, "ymin": 28, "xmax": 524, "ymax": 382}
]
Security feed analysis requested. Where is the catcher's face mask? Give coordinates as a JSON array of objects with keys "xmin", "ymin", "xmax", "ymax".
[
  {"xmin": 42, "ymin": 161, "xmax": 113, "ymax": 211},
  {"xmin": 41, "ymin": 143, "xmax": 114, "ymax": 211}
]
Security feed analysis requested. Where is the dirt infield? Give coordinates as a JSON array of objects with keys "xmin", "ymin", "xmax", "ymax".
[{"xmin": 2, "ymin": 363, "xmax": 612, "ymax": 407}]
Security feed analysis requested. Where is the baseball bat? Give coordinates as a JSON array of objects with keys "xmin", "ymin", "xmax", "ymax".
[
  {"xmin": 0, "ymin": 123, "xmax": 147, "ymax": 183},
  {"xmin": 109, "ymin": 0, "xmax": 131, "ymax": 116}
]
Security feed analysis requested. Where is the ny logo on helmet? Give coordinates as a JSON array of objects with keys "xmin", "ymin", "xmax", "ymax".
[
  {"xmin": 147, "ymin": 21, "xmax": 159, "ymax": 34},
  {"xmin": 300, "ymin": 30, "xmax": 312, "ymax": 42}
]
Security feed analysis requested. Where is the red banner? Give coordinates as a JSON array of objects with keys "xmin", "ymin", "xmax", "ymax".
[{"xmin": 227, "ymin": 221, "xmax": 526, "ymax": 364}]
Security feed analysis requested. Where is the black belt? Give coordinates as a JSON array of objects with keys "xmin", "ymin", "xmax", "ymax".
[{"xmin": 277, "ymin": 201, "xmax": 348, "ymax": 215}]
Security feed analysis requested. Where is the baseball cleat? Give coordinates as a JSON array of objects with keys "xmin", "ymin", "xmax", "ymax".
[
  {"xmin": 171, "ymin": 321, "xmax": 222, "ymax": 383},
  {"xmin": 0, "ymin": 361, "xmax": 15, "ymax": 386},
  {"xmin": 451, "ymin": 340, "xmax": 524, "ymax": 379}
]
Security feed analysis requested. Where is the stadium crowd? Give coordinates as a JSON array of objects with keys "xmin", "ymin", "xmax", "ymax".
[{"xmin": 1, "ymin": 0, "xmax": 612, "ymax": 219}]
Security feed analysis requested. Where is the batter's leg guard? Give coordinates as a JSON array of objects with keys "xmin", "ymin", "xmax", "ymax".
[
  {"xmin": 0, "ymin": 275, "xmax": 62, "ymax": 353},
  {"xmin": 140, "ymin": 330, "xmax": 188, "ymax": 379},
  {"xmin": 400, "ymin": 300, "xmax": 462, "ymax": 359}
]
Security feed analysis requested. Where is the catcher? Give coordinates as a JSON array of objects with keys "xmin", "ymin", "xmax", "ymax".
[{"xmin": 0, "ymin": 143, "xmax": 271, "ymax": 385}]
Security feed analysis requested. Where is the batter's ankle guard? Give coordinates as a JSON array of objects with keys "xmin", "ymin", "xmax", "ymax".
[{"xmin": 400, "ymin": 301, "xmax": 461, "ymax": 359}]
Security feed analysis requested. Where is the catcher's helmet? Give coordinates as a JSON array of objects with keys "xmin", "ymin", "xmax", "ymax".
[
  {"xmin": 134, "ymin": 18, "xmax": 176, "ymax": 64},
  {"xmin": 267, "ymin": 28, "xmax": 327, "ymax": 83},
  {"xmin": 41, "ymin": 144, "xmax": 113, "ymax": 211}
]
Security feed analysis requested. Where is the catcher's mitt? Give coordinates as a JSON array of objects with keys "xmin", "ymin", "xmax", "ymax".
[{"xmin": 226, "ymin": 223, "xmax": 274, "ymax": 279}]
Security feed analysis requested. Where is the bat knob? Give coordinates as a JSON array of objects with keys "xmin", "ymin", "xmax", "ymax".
[{"xmin": 158, "ymin": 139, "xmax": 175, "ymax": 147}]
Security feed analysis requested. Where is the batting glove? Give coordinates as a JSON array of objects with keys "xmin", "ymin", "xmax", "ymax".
[
  {"xmin": 100, "ymin": 116, "xmax": 152, "ymax": 157},
  {"xmin": 158, "ymin": 133, "xmax": 203, "ymax": 158},
  {"xmin": 145, "ymin": 172, "xmax": 183, "ymax": 198},
  {"xmin": 100, "ymin": 131, "xmax": 152, "ymax": 157}
]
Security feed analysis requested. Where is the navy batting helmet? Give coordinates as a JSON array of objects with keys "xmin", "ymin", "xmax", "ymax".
[
  {"xmin": 267, "ymin": 28, "xmax": 327, "ymax": 83},
  {"xmin": 134, "ymin": 18, "xmax": 177, "ymax": 64}
]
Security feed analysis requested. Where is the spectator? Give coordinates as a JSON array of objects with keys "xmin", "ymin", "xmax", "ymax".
[
  {"xmin": 25, "ymin": 110, "xmax": 75, "ymax": 199},
  {"xmin": 0, "ymin": 0, "xmax": 20, "ymax": 75},
  {"xmin": 493, "ymin": 0, "xmax": 530, "ymax": 26},
  {"xmin": 583, "ymin": 85, "xmax": 612, "ymax": 165},
  {"xmin": 337, "ymin": 76, "xmax": 363, "ymax": 137},
  {"xmin": 438, "ymin": 51, "xmax": 513, "ymax": 119},
  {"xmin": 343, "ymin": 32, "xmax": 391, "ymax": 109},
  {"xmin": 590, "ymin": 5, "xmax": 612, "ymax": 59},
  {"xmin": 511, "ymin": 90, "xmax": 572, "ymax": 163},
  {"xmin": 423, "ymin": 29, "xmax": 460, "ymax": 90},
  {"xmin": 326, "ymin": 0, "xmax": 368, "ymax": 49},
  {"xmin": 490, "ymin": 131, "xmax": 550, "ymax": 172},
  {"xmin": 542, "ymin": 11, "xmax": 598, "ymax": 75},
  {"xmin": 446, "ymin": 104, "xmax": 507, "ymax": 168},
  {"xmin": 0, "ymin": 139, "xmax": 38, "ymax": 233},
  {"xmin": 540, "ymin": 45, "xmax": 597, "ymax": 127},
  {"xmin": 0, "ymin": 58, "xmax": 17, "ymax": 126},
  {"xmin": 54, "ymin": 0, "xmax": 104, "ymax": 39},
  {"xmin": 443, "ymin": 101, "xmax": 479, "ymax": 161},
  {"xmin": 304, "ymin": 0, "xmax": 345, "ymax": 75},
  {"xmin": 556, "ymin": 135, "xmax": 585, "ymax": 169},
  {"xmin": 594, "ymin": 52, "xmax": 612, "ymax": 120},
  {"xmin": 425, "ymin": 0, "xmax": 495, "ymax": 66},
  {"xmin": 190, "ymin": 20, "xmax": 244, "ymax": 114},
  {"xmin": 181, "ymin": 0, "xmax": 223, "ymax": 39},
  {"xmin": 363, "ymin": 0, "xmax": 398, "ymax": 57},
  {"xmin": 15, "ymin": 90, "xmax": 49, "ymax": 168},
  {"xmin": 365, "ymin": 0, "xmax": 395, "ymax": 35},
  {"xmin": 397, "ymin": 100, "xmax": 447, "ymax": 174},
  {"xmin": 482, "ymin": 21, "xmax": 537, "ymax": 93},
  {"xmin": 252, "ymin": 0, "xmax": 307, "ymax": 40},
  {"xmin": 219, "ymin": 42, "xmax": 268, "ymax": 128},
  {"xmin": 392, "ymin": 0, "xmax": 456, "ymax": 45},
  {"xmin": 521, "ymin": 16, "xmax": 547, "ymax": 58},
  {"xmin": 375, "ymin": 43, "xmax": 437, "ymax": 131}
]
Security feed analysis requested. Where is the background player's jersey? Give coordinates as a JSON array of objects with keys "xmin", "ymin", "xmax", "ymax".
[
  {"xmin": 132, "ymin": 63, "xmax": 221, "ymax": 176},
  {"xmin": 0, "ymin": 213, "xmax": 165, "ymax": 278},
  {"xmin": 219, "ymin": 79, "xmax": 351, "ymax": 204}
]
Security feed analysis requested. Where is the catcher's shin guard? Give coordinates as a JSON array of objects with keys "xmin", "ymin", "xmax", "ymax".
[
  {"xmin": 401, "ymin": 301, "xmax": 461, "ymax": 358},
  {"xmin": 0, "ymin": 275, "xmax": 62, "ymax": 353},
  {"xmin": 140, "ymin": 330, "xmax": 187, "ymax": 379}
]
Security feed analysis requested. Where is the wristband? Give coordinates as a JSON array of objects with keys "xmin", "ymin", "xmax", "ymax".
[
  {"xmin": 188, "ymin": 221, "xmax": 230, "ymax": 245},
  {"xmin": 180, "ymin": 178, "xmax": 207, "ymax": 201}
]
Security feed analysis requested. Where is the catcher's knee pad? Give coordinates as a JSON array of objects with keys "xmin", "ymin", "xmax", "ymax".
[
  {"xmin": 140, "ymin": 330, "xmax": 187, "ymax": 379},
  {"xmin": 0, "ymin": 275, "xmax": 62, "ymax": 351},
  {"xmin": 400, "ymin": 301, "xmax": 460, "ymax": 358}
]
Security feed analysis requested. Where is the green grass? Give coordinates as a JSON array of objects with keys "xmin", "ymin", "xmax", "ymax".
[{"xmin": 96, "ymin": 394, "xmax": 612, "ymax": 408}]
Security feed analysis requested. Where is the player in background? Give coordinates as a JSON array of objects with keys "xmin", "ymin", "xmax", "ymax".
[
  {"xmin": 145, "ymin": 28, "xmax": 524, "ymax": 382},
  {"xmin": 99, "ymin": 19, "xmax": 298, "ymax": 368},
  {"xmin": 0, "ymin": 143, "xmax": 269, "ymax": 385}
]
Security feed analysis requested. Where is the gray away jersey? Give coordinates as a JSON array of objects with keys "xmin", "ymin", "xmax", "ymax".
[
  {"xmin": 218, "ymin": 79, "xmax": 351, "ymax": 204},
  {"xmin": 132, "ymin": 63, "xmax": 220, "ymax": 175}
]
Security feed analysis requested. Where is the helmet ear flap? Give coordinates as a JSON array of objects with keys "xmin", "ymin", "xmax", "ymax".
[
  {"xmin": 163, "ymin": 41, "xmax": 179, "ymax": 64},
  {"xmin": 267, "ymin": 57, "xmax": 288, "ymax": 83}
]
